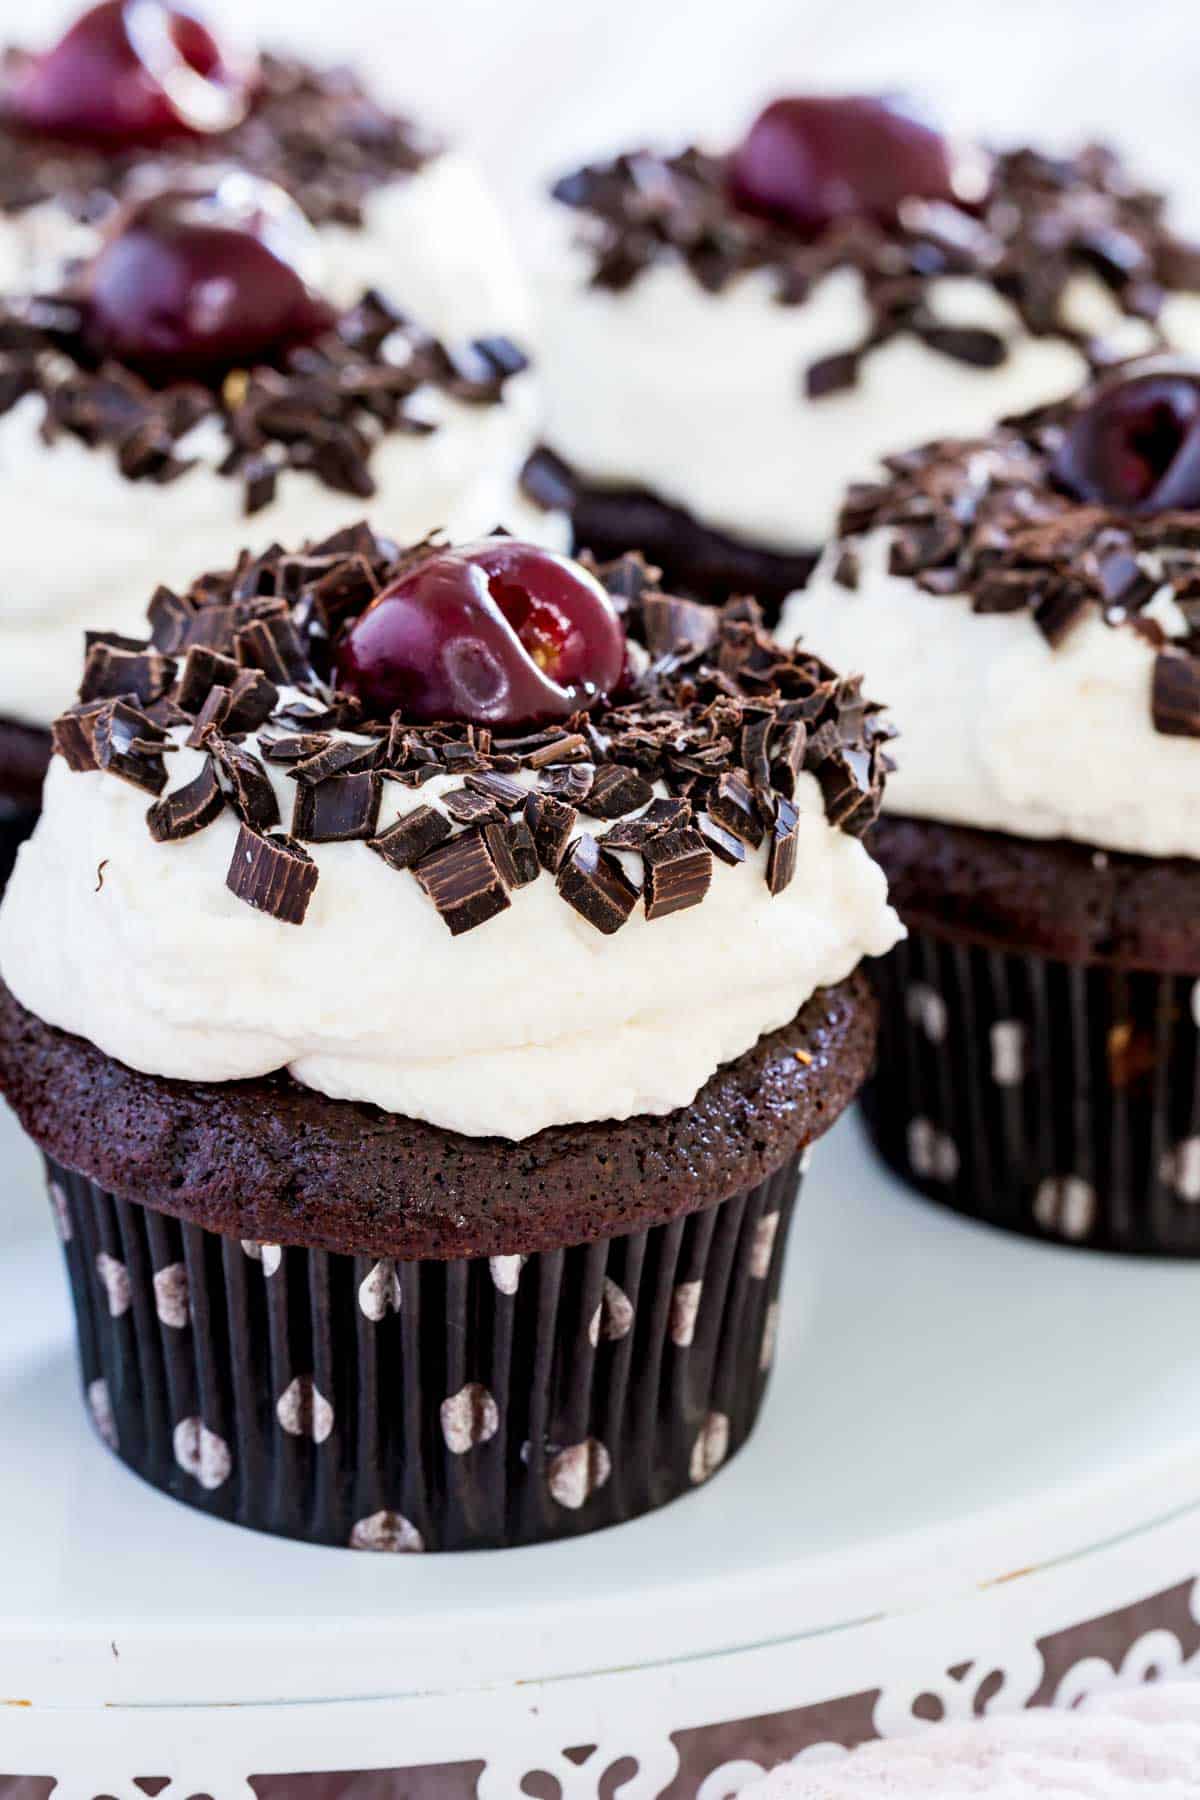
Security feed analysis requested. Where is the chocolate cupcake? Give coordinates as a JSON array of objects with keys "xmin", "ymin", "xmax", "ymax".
[
  {"xmin": 530, "ymin": 100, "xmax": 1200, "ymax": 613},
  {"xmin": 0, "ymin": 1, "xmax": 530, "ymax": 340},
  {"xmin": 782, "ymin": 356, "xmax": 1200, "ymax": 1255},
  {"xmin": 0, "ymin": 528, "xmax": 901, "ymax": 1549},
  {"xmin": 0, "ymin": 166, "xmax": 562, "ymax": 873}
]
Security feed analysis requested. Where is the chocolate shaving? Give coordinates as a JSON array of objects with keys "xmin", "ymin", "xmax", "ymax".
[
  {"xmin": 369, "ymin": 804, "xmax": 452, "ymax": 871},
  {"xmin": 226, "ymin": 826, "xmax": 318, "ymax": 925},
  {"xmin": 176, "ymin": 646, "xmax": 240, "ymax": 714},
  {"xmin": 708, "ymin": 770, "xmax": 764, "ymax": 846},
  {"xmin": 556, "ymin": 834, "xmax": 640, "ymax": 934},
  {"xmin": 1153, "ymin": 651, "xmax": 1200, "ymax": 737},
  {"xmin": 766, "ymin": 797, "xmax": 799, "ymax": 895},
  {"xmin": 291, "ymin": 771, "xmax": 382, "ymax": 842},
  {"xmin": 525, "ymin": 791, "xmax": 578, "ymax": 873},
  {"xmin": 412, "ymin": 829, "xmax": 511, "ymax": 936},
  {"xmin": 602, "ymin": 796, "xmax": 692, "ymax": 849},
  {"xmin": 464, "ymin": 769, "xmax": 528, "ymax": 810},
  {"xmin": 91, "ymin": 700, "xmax": 169, "ymax": 794},
  {"xmin": 146, "ymin": 759, "xmax": 224, "ymax": 843},
  {"xmin": 696, "ymin": 811, "xmax": 747, "ymax": 865},
  {"xmin": 442, "ymin": 786, "xmax": 504, "ymax": 826},
  {"xmin": 211, "ymin": 739, "xmax": 280, "ymax": 831},
  {"xmin": 78, "ymin": 642, "xmax": 176, "ymax": 707},
  {"xmin": 642, "ymin": 827, "xmax": 713, "ymax": 919},
  {"xmin": 580, "ymin": 763, "xmax": 655, "ymax": 819},
  {"xmin": 483, "ymin": 816, "xmax": 540, "ymax": 888}
]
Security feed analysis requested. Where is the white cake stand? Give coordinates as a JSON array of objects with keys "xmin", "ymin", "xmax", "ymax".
[{"xmin": 2, "ymin": 1096, "xmax": 1200, "ymax": 1799}]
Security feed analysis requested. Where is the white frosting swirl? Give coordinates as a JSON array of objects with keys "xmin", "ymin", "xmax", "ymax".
[
  {"xmin": 780, "ymin": 529, "xmax": 1200, "ymax": 859},
  {"xmin": 0, "ymin": 732, "xmax": 902, "ymax": 1138},
  {"xmin": 0, "ymin": 372, "xmax": 565, "ymax": 729},
  {"xmin": 539, "ymin": 241, "xmax": 1200, "ymax": 553},
  {"xmin": 0, "ymin": 150, "xmax": 531, "ymax": 343}
]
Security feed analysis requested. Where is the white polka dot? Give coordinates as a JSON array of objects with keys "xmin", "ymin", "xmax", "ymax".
[
  {"xmin": 173, "ymin": 1417, "xmax": 232, "ymax": 1490},
  {"xmin": 547, "ymin": 1438, "xmax": 611, "ymax": 1510},
  {"xmin": 689, "ymin": 1412, "xmax": 731, "ymax": 1484},
  {"xmin": 440, "ymin": 1382, "xmax": 500, "ymax": 1454},
  {"xmin": 350, "ymin": 1510, "xmax": 424, "ymax": 1553},
  {"xmin": 276, "ymin": 1376, "xmax": 335, "ymax": 1444},
  {"xmin": 907, "ymin": 983, "xmax": 947, "ymax": 1044},
  {"xmin": 990, "ymin": 1021, "xmax": 1026, "ymax": 1087}
]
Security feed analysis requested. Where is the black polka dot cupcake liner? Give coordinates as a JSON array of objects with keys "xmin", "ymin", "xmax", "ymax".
[
  {"xmin": 862, "ymin": 929, "xmax": 1200, "ymax": 1255},
  {"xmin": 44, "ymin": 1153, "xmax": 800, "ymax": 1551}
]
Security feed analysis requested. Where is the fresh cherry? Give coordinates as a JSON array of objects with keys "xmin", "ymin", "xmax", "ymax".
[
  {"xmin": 81, "ymin": 174, "xmax": 337, "ymax": 382},
  {"xmin": 727, "ymin": 95, "xmax": 959, "ymax": 238},
  {"xmin": 1051, "ymin": 363, "xmax": 1200, "ymax": 513},
  {"xmin": 5, "ymin": 0, "xmax": 253, "ymax": 146},
  {"xmin": 334, "ymin": 540, "xmax": 628, "ymax": 728}
]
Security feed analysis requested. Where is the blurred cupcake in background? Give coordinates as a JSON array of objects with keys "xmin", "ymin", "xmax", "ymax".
[
  {"xmin": 529, "ymin": 97, "xmax": 1200, "ymax": 612},
  {"xmin": 781, "ymin": 355, "xmax": 1200, "ymax": 1255},
  {"xmin": 0, "ymin": 0, "xmax": 530, "ymax": 339},
  {"xmin": 0, "ymin": 10, "xmax": 564, "ymax": 874}
]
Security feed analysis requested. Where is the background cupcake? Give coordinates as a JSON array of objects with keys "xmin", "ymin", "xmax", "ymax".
[
  {"xmin": 529, "ymin": 98, "xmax": 1200, "ymax": 612},
  {"xmin": 0, "ymin": 167, "xmax": 562, "ymax": 873},
  {"xmin": 781, "ymin": 356, "xmax": 1200, "ymax": 1255},
  {"xmin": 0, "ymin": 0, "xmax": 529, "ymax": 340},
  {"xmin": 0, "ymin": 528, "xmax": 900, "ymax": 1549}
]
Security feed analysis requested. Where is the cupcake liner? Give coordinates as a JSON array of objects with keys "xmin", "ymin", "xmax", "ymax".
[
  {"xmin": 45, "ymin": 1153, "xmax": 801, "ymax": 1550},
  {"xmin": 862, "ymin": 928, "xmax": 1200, "ymax": 1255}
]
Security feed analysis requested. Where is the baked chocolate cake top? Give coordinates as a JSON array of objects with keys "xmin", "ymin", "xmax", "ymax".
[
  {"xmin": 554, "ymin": 137, "xmax": 1200, "ymax": 396},
  {"xmin": 0, "ymin": 968, "xmax": 875, "ymax": 1255},
  {"xmin": 49, "ymin": 529, "xmax": 892, "ymax": 935},
  {"xmin": 0, "ymin": 286, "xmax": 530, "ymax": 510},
  {"xmin": 824, "ymin": 357, "xmax": 1200, "ymax": 742},
  {"xmin": 0, "ymin": 47, "xmax": 436, "ymax": 231}
]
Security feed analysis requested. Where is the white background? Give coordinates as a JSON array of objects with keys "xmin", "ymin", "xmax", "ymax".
[{"xmin": 7, "ymin": 0, "xmax": 1200, "ymax": 244}]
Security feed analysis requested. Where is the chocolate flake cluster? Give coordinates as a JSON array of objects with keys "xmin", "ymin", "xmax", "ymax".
[
  {"xmin": 553, "ymin": 144, "xmax": 1200, "ymax": 395},
  {"xmin": 0, "ymin": 51, "xmax": 436, "ymax": 228},
  {"xmin": 0, "ymin": 291, "xmax": 528, "ymax": 510},
  {"xmin": 828, "ymin": 399, "xmax": 1200, "ymax": 739},
  {"xmin": 51, "ymin": 528, "xmax": 891, "ymax": 934}
]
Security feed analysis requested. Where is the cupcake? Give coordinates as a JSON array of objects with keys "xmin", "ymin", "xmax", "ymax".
[
  {"xmin": 529, "ymin": 98, "xmax": 1200, "ymax": 613},
  {"xmin": 0, "ymin": 0, "xmax": 529, "ymax": 340},
  {"xmin": 0, "ymin": 528, "xmax": 900, "ymax": 1550},
  {"xmin": 781, "ymin": 356, "xmax": 1200, "ymax": 1255},
  {"xmin": 0, "ymin": 169, "xmax": 562, "ymax": 876}
]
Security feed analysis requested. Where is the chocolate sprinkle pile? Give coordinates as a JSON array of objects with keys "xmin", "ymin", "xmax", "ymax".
[
  {"xmin": 51, "ymin": 526, "xmax": 891, "ymax": 933},
  {"xmin": 0, "ymin": 51, "xmax": 436, "ymax": 230},
  {"xmin": 553, "ymin": 143, "xmax": 1200, "ymax": 392},
  {"xmin": 826, "ymin": 384, "xmax": 1200, "ymax": 739},
  {"xmin": 0, "ymin": 290, "xmax": 528, "ymax": 509}
]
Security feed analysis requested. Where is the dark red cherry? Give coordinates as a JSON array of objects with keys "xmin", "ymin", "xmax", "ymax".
[
  {"xmin": 1051, "ymin": 363, "xmax": 1200, "ymax": 513},
  {"xmin": 728, "ymin": 95, "xmax": 959, "ymax": 238},
  {"xmin": 334, "ymin": 540, "xmax": 627, "ymax": 728},
  {"xmin": 82, "ymin": 175, "xmax": 336, "ymax": 382},
  {"xmin": 5, "ymin": 1, "xmax": 253, "ymax": 146}
]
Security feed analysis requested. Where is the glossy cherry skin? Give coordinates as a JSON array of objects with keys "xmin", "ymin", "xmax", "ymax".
[
  {"xmin": 1051, "ymin": 365, "xmax": 1200, "ymax": 513},
  {"xmin": 334, "ymin": 541, "xmax": 628, "ymax": 728},
  {"xmin": 5, "ymin": 0, "xmax": 253, "ymax": 146},
  {"xmin": 727, "ymin": 95, "xmax": 958, "ymax": 237},
  {"xmin": 82, "ymin": 175, "xmax": 336, "ymax": 382}
]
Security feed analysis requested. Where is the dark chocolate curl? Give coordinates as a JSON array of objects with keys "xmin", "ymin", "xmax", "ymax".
[{"xmin": 226, "ymin": 827, "xmax": 318, "ymax": 925}]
